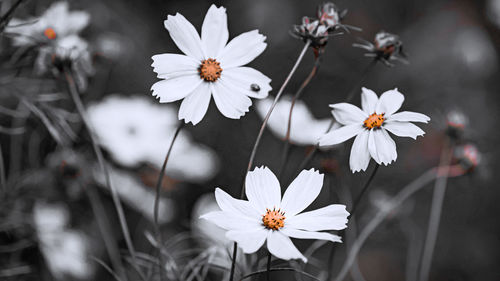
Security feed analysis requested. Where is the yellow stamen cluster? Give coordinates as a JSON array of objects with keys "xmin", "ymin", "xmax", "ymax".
[
  {"xmin": 198, "ymin": 58, "xmax": 222, "ymax": 82},
  {"xmin": 43, "ymin": 27, "xmax": 57, "ymax": 40},
  {"xmin": 262, "ymin": 208, "xmax": 285, "ymax": 230},
  {"xmin": 363, "ymin": 113, "xmax": 385, "ymax": 129}
]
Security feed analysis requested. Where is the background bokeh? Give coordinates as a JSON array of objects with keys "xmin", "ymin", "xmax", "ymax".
[{"xmin": 1, "ymin": 0, "xmax": 500, "ymax": 280}]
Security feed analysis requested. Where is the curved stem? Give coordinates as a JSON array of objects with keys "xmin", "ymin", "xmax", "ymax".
[
  {"xmin": 0, "ymin": 0, "xmax": 24, "ymax": 32},
  {"xmin": 333, "ymin": 169, "xmax": 438, "ymax": 281},
  {"xmin": 153, "ymin": 123, "xmax": 183, "ymax": 281},
  {"xmin": 64, "ymin": 68, "xmax": 144, "ymax": 281},
  {"xmin": 229, "ymin": 40, "xmax": 311, "ymax": 281},
  {"xmin": 278, "ymin": 53, "xmax": 322, "ymax": 179},
  {"xmin": 418, "ymin": 140, "xmax": 453, "ymax": 281},
  {"xmin": 350, "ymin": 164, "xmax": 379, "ymax": 217},
  {"xmin": 0, "ymin": 143, "xmax": 5, "ymax": 191},
  {"xmin": 240, "ymin": 267, "xmax": 320, "ymax": 281}
]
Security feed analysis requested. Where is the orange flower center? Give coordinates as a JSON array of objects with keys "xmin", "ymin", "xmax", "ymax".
[
  {"xmin": 363, "ymin": 113, "xmax": 385, "ymax": 129},
  {"xmin": 262, "ymin": 208, "xmax": 285, "ymax": 230},
  {"xmin": 43, "ymin": 28, "xmax": 57, "ymax": 40},
  {"xmin": 199, "ymin": 58, "xmax": 222, "ymax": 82}
]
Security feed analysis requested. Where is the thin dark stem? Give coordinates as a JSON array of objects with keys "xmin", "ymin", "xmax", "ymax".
[
  {"xmin": 418, "ymin": 140, "xmax": 453, "ymax": 281},
  {"xmin": 240, "ymin": 267, "xmax": 320, "ymax": 281},
  {"xmin": 230, "ymin": 40, "xmax": 311, "ymax": 281},
  {"xmin": 334, "ymin": 169, "xmax": 438, "ymax": 281},
  {"xmin": 0, "ymin": 143, "xmax": 6, "ymax": 191},
  {"xmin": 153, "ymin": 123, "xmax": 183, "ymax": 281},
  {"xmin": 0, "ymin": 0, "xmax": 25, "ymax": 32},
  {"xmin": 266, "ymin": 253, "xmax": 272, "ymax": 281},
  {"xmin": 64, "ymin": 68, "xmax": 145, "ymax": 281},
  {"xmin": 350, "ymin": 164, "xmax": 380, "ymax": 217},
  {"xmin": 278, "ymin": 53, "xmax": 322, "ymax": 180}
]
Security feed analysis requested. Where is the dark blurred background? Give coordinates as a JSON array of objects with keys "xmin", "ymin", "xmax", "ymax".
[{"xmin": 1, "ymin": 0, "xmax": 500, "ymax": 280}]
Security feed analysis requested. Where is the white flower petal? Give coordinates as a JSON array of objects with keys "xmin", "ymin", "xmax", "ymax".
[
  {"xmin": 375, "ymin": 88, "xmax": 404, "ymax": 117},
  {"xmin": 214, "ymin": 188, "xmax": 261, "ymax": 219},
  {"xmin": 387, "ymin": 111, "xmax": 430, "ymax": 123},
  {"xmin": 62, "ymin": 11, "xmax": 90, "ymax": 35},
  {"xmin": 280, "ymin": 169, "xmax": 324, "ymax": 216},
  {"xmin": 164, "ymin": 13, "xmax": 205, "ymax": 60},
  {"xmin": 281, "ymin": 228, "xmax": 342, "ymax": 243},
  {"xmin": 349, "ymin": 130, "xmax": 371, "ymax": 173},
  {"xmin": 178, "ymin": 82, "xmax": 211, "ymax": 125},
  {"xmin": 151, "ymin": 54, "xmax": 199, "ymax": 79},
  {"xmin": 383, "ymin": 121, "xmax": 426, "ymax": 139},
  {"xmin": 373, "ymin": 129, "xmax": 397, "ymax": 165},
  {"xmin": 151, "ymin": 75, "xmax": 202, "ymax": 103},
  {"xmin": 200, "ymin": 211, "xmax": 261, "ymax": 231},
  {"xmin": 245, "ymin": 167, "xmax": 282, "ymax": 213},
  {"xmin": 267, "ymin": 231, "xmax": 307, "ymax": 263},
  {"xmin": 218, "ymin": 30, "xmax": 267, "ymax": 68},
  {"xmin": 367, "ymin": 129, "xmax": 380, "ymax": 163},
  {"xmin": 319, "ymin": 124, "xmax": 364, "ymax": 146},
  {"xmin": 329, "ymin": 103, "xmax": 367, "ymax": 125},
  {"xmin": 286, "ymin": 204, "xmax": 349, "ymax": 231},
  {"xmin": 361, "ymin": 87, "xmax": 378, "ymax": 114},
  {"xmin": 226, "ymin": 228, "xmax": 268, "ymax": 253},
  {"xmin": 201, "ymin": 5, "xmax": 229, "ymax": 58},
  {"xmin": 211, "ymin": 81, "xmax": 252, "ymax": 119},
  {"xmin": 222, "ymin": 67, "xmax": 272, "ymax": 99}
]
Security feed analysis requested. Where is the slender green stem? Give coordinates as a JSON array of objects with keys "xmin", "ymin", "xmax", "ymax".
[
  {"xmin": 240, "ymin": 267, "xmax": 320, "ymax": 281},
  {"xmin": 278, "ymin": 53, "xmax": 322, "ymax": 180},
  {"xmin": 418, "ymin": 140, "xmax": 453, "ymax": 281},
  {"xmin": 229, "ymin": 40, "xmax": 312, "ymax": 281},
  {"xmin": 153, "ymin": 123, "xmax": 183, "ymax": 281},
  {"xmin": 350, "ymin": 164, "xmax": 380, "ymax": 217},
  {"xmin": 333, "ymin": 169, "xmax": 438, "ymax": 281},
  {"xmin": 64, "ymin": 68, "xmax": 145, "ymax": 281}
]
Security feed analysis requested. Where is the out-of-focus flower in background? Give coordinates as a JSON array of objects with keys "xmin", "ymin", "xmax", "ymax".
[
  {"xmin": 5, "ymin": 2, "xmax": 89, "ymax": 47},
  {"xmin": 319, "ymin": 88, "xmax": 430, "ymax": 172},
  {"xmin": 452, "ymin": 26, "xmax": 497, "ymax": 79},
  {"xmin": 445, "ymin": 109, "xmax": 469, "ymax": 139},
  {"xmin": 5, "ymin": 1, "xmax": 94, "ymax": 91},
  {"xmin": 487, "ymin": 0, "xmax": 500, "ymax": 28},
  {"xmin": 353, "ymin": 30, "xmax": 408, "ymax": 67},
  {"xmin": 449, "ymin": 143, "xmax": 481, "ymax": 176},
  {"xmin": 33, "ymin": 202, "xmax": 94, "ymax": 280},
  {"xmin": 87, "ymin": 95, "xmax": 218, "ymax": 182},
  {"xmin": 256, "ymin": 96, "xmax": 333, "ymax": 146},
  {"xmin": 201, "ymin": 167, "xmax": 349, "ymax": 263},
  {"xmin": 151, "ymin": 4, "xmax": 271, "ymax": 124}
]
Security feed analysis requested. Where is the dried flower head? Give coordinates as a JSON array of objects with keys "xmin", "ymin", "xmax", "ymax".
[
  {"xmin": 445, "ymin": 109, "xmax": 468, "ymax": 139},
  {"xmin": 454, "ymin": 144, "xmax": 481, "ymax": 173},
  {"xmin": 292, "ymin": 2, "xmax": 358, "ymax": 51},
  {"xmin": 353, "ymin": 30, "xmax": 408, "ymax": 67}
]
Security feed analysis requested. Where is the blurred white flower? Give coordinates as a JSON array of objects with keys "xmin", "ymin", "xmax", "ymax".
[
  {"xmin": 6, "ymin": 1, "xmax": 89, "ymax": 47},
  {"xmin": 201, "ymin": 167, "xmax": 349, "ymax": 263},
  {"xmin": 87, "ymin": 95, "xmax": 218, "ymax": 182},
  {"xmin": 151, "ymin": 4, "xmax": 272, "ymax": 125},
  {"xmin": 487, "ymin": 0, "xmax": 500, "ymax": 28},
  {"xmin": 319, "ymin": 88, "xmax": 430, "ymax": 172},
  {"xmin": 33, "ymin": 202, "xmax": 94, "ymax": 279},
  {"xmin": 6, "ymin": 1, "xmax": 93, "ymax": 90},
  {"xmin": 93, "ymin": 166, "xmax": 175, "ymax": 223},
  {"xmin": 452, "ymin": 27, "xmax": 497, "ymax": 78},
  {"xmin": 256, "ymin": 96, "xmax": 333, "ymax": 146}
]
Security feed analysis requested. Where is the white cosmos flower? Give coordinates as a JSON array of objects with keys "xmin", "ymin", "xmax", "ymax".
[
  {"xmin": 256, "ymin": 96, "xmax": 334, "ymax": 146},
  {"xmin": 87, "ymin": 95, "xmax": 218, "ymax": 182},
  {"xmin": 151, "ymin": 4, "xmax": 272, "ymax": 125},
  {"xmin": 201, "ymin": 167, "xmax": 349, "ymax": 262},
  {"xmin": 319, "ymin": 87, "xmax": 430, "ymax": 173}
]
